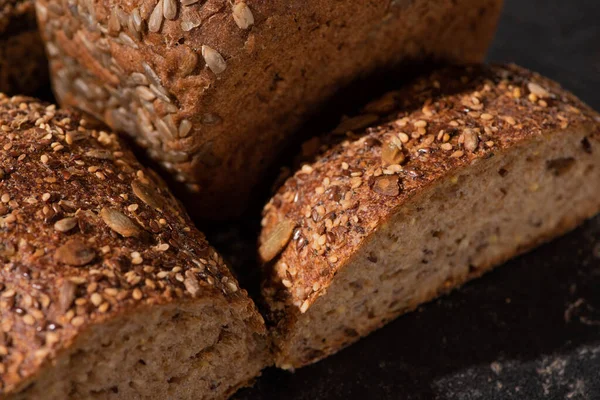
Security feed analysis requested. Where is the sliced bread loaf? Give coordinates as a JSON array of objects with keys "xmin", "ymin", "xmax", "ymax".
[
  {"xmin": 35, "ymin": 0, "xmax": 503, "ymax": 218},
  {"xmin": 0, "ymin": 94, "xmax": 269, "ymax": 399},
  {"xmin": 258, "ymin": 64, "xmax": 600, "ymax": 369}
]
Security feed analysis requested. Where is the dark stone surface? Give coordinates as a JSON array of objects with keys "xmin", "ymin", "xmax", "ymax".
[{"xmin": 232, "ymin": 0, "xmax": 600, "ymax": 398}]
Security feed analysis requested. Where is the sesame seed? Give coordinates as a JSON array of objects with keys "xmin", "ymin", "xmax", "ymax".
[
  {"xmin": 300, "ymin": 300, "xmax": 310, "ymax": 313},
  {"xmin": 450, "ymin": 150, "xmax": 464, "ymax": 158},
  {"xmin": 480, "ymin": 113, "xmax": 493, "ymax": 120},
  {"xmin": 90, "ymin": 293, "xmax": 103, "ymax": 306},
  {"xmin": 71, "ymin": 316, "xmax": 85, "ymax": 327},
  {"xmin": 156, "ymin": 243, "xmax": 169, "ymax": 251},
  {"xmin": 132, "ymin": 288, "xmax": 143, "ymax": 300},
  {"xmin": 414, "ymin": 120, "xmax": 427, "ymax": 128},
  {"xmin": 1, "ymin": 194, "xmax": 9, "ymax": 203},
  {"xmin": 22, "ymin": 314, "xmax": 35, "ymax": 325},
  {"xmin": 440, "ymin": 143, "xmax": 453, "ymax": 151}
]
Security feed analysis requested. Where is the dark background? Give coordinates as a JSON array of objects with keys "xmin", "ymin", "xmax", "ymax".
[{"xmin": 233, "ymin": 0, "xmax": 600, "ymax": 398}]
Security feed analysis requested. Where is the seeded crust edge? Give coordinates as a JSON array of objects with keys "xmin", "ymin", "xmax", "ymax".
[
  {"xmin": 257, "ymin": 64, "xmax": 600, "ymax": 367},
  {"xmin": 0, "ymin": 95, "xmax": 268, "ymax": 395}
]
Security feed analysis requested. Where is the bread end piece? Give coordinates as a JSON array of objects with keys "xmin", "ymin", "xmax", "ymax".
[
  {"xmin": 0, "ymin": 94, "xmax": 269, "ymax": 399},
  {"xmin": 259, "ymin": 64, "xmax": 600, "ymax": 368}
]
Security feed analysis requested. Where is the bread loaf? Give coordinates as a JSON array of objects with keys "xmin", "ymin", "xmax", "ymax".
[
  {"xmin": 35, "ymin": 0, "xmax": 503, "ymax": 218},
  {"xmin": 258, "ymin": 64, "xmax": 600, "ymax": 369},
  {"xmin": 0, "ymin": 94, "xmax": 269, "ymax": 399},
  {"xmin": 0, "ymin": 0, "xmax": 47, "ymax": 94}
]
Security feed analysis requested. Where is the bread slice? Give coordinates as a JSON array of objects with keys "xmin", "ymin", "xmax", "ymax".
[
  {"xmin": 0, "ymin": 0, "xmax": 47, "ymax": 94},
  {"xmin": 258, "ymin": 64, "xmax": 600, "ymax": 369},
  {"xmin": 0, "ymin": 94, "xmax": 269, "ymax": 399},
  {"xmin": 35, "ymin": 0, "xmax": 503, "ymax": 218}
]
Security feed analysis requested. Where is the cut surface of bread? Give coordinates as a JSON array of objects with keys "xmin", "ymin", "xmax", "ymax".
[
  {"xmin": 258, "ymin": 64, "xmax": 600, "ymax": 369},
  {"xmin": 35, "ymin": 0, "xmax": 503, "ymax": 217},
  {"xmin": 0, "ymin": 94, "xmax": 269, "ymax": 399}
]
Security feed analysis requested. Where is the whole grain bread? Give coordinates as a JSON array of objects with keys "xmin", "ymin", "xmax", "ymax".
[
  {"xmin": 0, "ymin": 0, "xmax": 47, "ymax": 95},
  {"xmin": 35, "ymin": 0, "xmax": 503, "ymax": 218},
  {"xmin": 0, "ymin": 94, "xmax": 269, "ymax": 399},
  {"xmin": 258, "ymin": 64, "xmax": 600, "ymax": 369}
]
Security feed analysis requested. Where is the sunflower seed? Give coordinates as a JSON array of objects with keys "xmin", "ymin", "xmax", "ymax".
[
  {"xmin": 131, "ymin": 8, "xmax": 143, "ymax": 31},
  {"xmin": 118, "ymin": 32, "xmax": 139, "ymax": 49},
  {"xmin": 142, "ymin": 62, "xmax": 162, "ymax": 87},
  {"xmin": 59, "ymin": 281, "xmax": 76, "ymax": 312},
  {"xmin": 156, "ymin": 117, "xmax": 176, "ymax": 139},
  {"xmin": 54, "ymin": 239, "xmax": 95, "ymax": 266},
  {"xmin": 150, "ymin": 84, "xmax": 171, "ymax": 103},
  {"xmin": 107, "ymin": 8, "xmax": 121, "ymax": 35},
  {"xmin": 148, "ymin": 0, "xmax": 164, "ymax": 32},
  {"xmin": 136, "ymin": 86, "xmax": 156, "ymax": 101},
  {"xmin": 259, "ymin": 219, "xmax": 295, "ymax": 262},
  {"xmin": 181, "ymin": 19, "xmax": 200, "ymax": 31},
  {"xmin": 527, "ymin": 82, "xmax": 551, "ymax": 98},
  {"xmin": 232, "ymin": 2, "xmax": 254, "ymax": 29},
  {"xmin": 178, "ymin": 119, "xmax": 192, "ymax": 137},
  {"xmin": 163, "ymin": 0, "xmax": 177, "ymax": 20},
  {"xmin": 163, "ymin": 114, "xmax": 178, "ymax": 136},
  {"xmin": 131, "ymin": 180, "xmax": 163, "ymax": 210},
  {"xmin": 54, "ymin": 217, "xmax": 78, "ymax": 232},
  {"xmin": 129, "ymin": 72, "xmax": 149, "ymax": 86},
  {"xmin": 100, "ymin": 208, "xmax": 141, "ymax": 237},
  {"xmin": 116, "ymin": 8, "xmax": 129, "ymax": 26},
  {"xmin": 164, "ymin": 103, "xmax": 178, "ymax": 113},
  {"xmin": 201, "ymin": 45, "xmax": 226, "ymax": 74},
  {"xmin": 127, "ymin": 15, "xmax": 141, "ymax": 39}
]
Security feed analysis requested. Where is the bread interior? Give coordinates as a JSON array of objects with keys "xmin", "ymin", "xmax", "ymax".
[
  {"xmin": 13, "ymin": 299, "xmax": 267, "ymax": 399},
  {"xmin": 277, "ymin": 128, "xmax": 600, "ymax": 368}
]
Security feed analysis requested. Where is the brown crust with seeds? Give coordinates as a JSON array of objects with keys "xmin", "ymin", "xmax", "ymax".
[
  {"xmin": 0, "ymin": 94, "xmax": 266, "ymax": 395},
  {"xmin": 35, "ymin": 0, "xmax": 503, "ymax": 218},
  {"xmin": 259, "ymin": 64, "xmax": 600, "ymax": 364},
  {"xmin": 0, "ymin": 0, "xmax": 47, "ymax": 94}
]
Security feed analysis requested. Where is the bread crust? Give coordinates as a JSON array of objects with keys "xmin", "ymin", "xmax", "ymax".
[
  {"xmin": 35, "ymin": 0, "xmax": 503, "ymax": 217},
  {"xmin": 0, "ymin": 0, "xmax": 47, "ymax": 95},
  {"xmin": 0, "ymin": 94, "xmax": 266, "ymax": 396},
  {"xmin": 258, "ymin": 64, "xmax": 600, "ymax": 367}
]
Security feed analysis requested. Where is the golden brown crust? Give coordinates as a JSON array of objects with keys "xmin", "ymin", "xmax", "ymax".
[
  {"xmin": 259, "ymin": 64, "xmax": 600, "ymax": 348},
  {"xmin": 36, "ymin": 0, "xmax": 503, "ymax": 218},
  {"xmin": 0, "ymin": 94, "xmax": 264, "ymax": 395}
]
